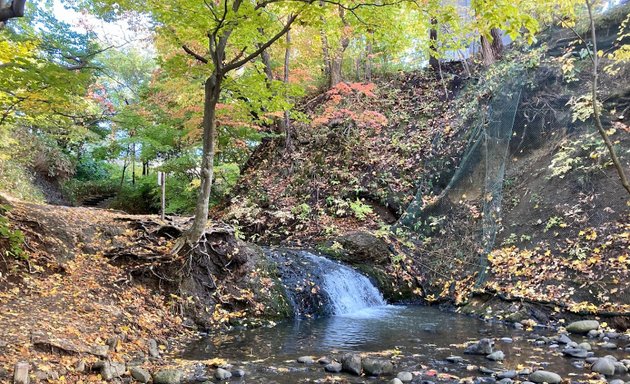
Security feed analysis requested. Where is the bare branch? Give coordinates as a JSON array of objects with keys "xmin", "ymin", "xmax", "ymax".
[{"xmin": 182, "ymin": 45, "xmax": 209, "ymax": 64}]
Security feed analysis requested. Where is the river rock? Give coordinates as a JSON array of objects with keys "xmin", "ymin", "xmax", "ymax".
[
  {"xmin": 578, "ymin": 342, "xmax": 591, "ymax": 351},
  {"xmin": 497, "ymin": 370, "xmax": 517, "ymax": 379},
  {"xmin": 497, "ymin": 379, "xmax": 513, "ymax": 384},
  {"xmin": 362, "ymin": 357, "xmax": 393, "ymax": 376},
  {"xmin": 341, "ymin": 353, "xmax": 362, "ymax": 376},
  {"xmin": 614, "ymin": 362, "xmax": 628, "ymax": 374},
  {"xmin": 486, "ymin": 351, "xmax": 505, "ymax": 361},
  {"xmin": 556, "ymin": 334, "xmax": 572, "ymax": 344},
  {"xmin": 591, "ymin": 357, "xmax": 615, "ymax": 376},
  {"xmin": 500, "ymin": 338, "xmax": 513, "ymax": 343},
  {"xmin": 479, "ymin": 366, "xmax": 495, "ymax": 374},
  {"xmin": 214, "ymin": 368, "xmax": 231, "ymax": 380},
  {"xmin": 153, "ymin": 369, "xmax": 183, "ymax": 384},
  {"xmin": 129, "ymin": 366, "xmax": 151, "ymax": 383},
  {"xmin": 397, "ymin": 371, "xmax": 413, "ymax": 382},
  {"xmin": 465, "ymin": 339, "xmax": 494, "ymax": 355},
  {"xmin": 562, "ymin": 347, "xmax": 588, "ymax": 358},
  {"xmin": 447, "ymin": 356, "xmax": 464, "ymax": 363},
  {"xmin": 529, "ymin": 370, "xmax": 562, "ymax": 384},
  {"xmin": 389, "ymin": 379, "xmax": 404, "ymax": 384},
  {"xmin": 325, "ymin": 362, "xmax": 342, "ymax": 373},
  {"xmin": 233, "ymin": 369, "xmax": 245, "ymax": 377},
  {"xmin": 297, "ymin": 356, "xmax": 314, "ymax": 364},
  {"xmin": 566, "ymin": 320, "xmax": 599, "ymax": 334},
  {"xmin": 600, "ymin": 342, "xmax": 617, "ymax": 349},
  {"xmin": 317, "ymin": 357, "xmax": 331, "ymax": 365}
]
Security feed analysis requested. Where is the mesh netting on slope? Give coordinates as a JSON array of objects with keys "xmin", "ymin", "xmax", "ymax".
[{"xmin": 396, "ymin": 69, "xmax": 525, "ymax": 285}]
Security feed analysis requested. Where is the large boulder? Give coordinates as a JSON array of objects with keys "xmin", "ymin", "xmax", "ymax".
[
  {"xmin": 341, "ymin": 353, "xmax": 362, "ymax": 376},
  {"xmin": 101, "ymin": 361, "xmax": 126, "ymax": 381},
  {"xmin": 566, "ymin": 320, "xmax": 599, "ymax": 334},
  {"xmin": 529, "ymin": 371, "xmax": 562, "ymax": 384},
  {"xmin": 362, "ymin": 358, "xmax": 394, "ymax": 376},
  {"xmin": 331, "ymin": 231, "xmax": 391, "ymax": 264}
]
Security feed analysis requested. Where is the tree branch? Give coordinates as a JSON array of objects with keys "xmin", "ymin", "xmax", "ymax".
[
  {"xmin": 223, "ymin": 13, "xmax": 298, "ymax": 72},
  {"xmin": 182, "ymin": 45, "xmax": 209, "ymax": 64}
]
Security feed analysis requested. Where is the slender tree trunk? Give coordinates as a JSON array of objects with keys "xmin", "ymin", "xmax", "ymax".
[
  {"xmin": 261, "ymin": 49, "xmax": 274, "ymax": 82},
  {"xmin": 586, "ymin": 0, "xmax": 630, "ymax": 195},
  {"xmin": 429, "ymin": 18, "xmax": 439, "ymax": 71},
  {"xmin": 320, "ymin": 27, "xmax": 332, "ymax": 80},
  {"xmin": 186, "ymin": 74, "xmax": 221, "ymax": 242},
  {"xmin": 365, "ymin": 32, "xmax": 373, "ymax": 81},
  {"xmin": 283, "ymin": 29, "xmax": 292, "ymax": 151},
  {"xmin": 328, "ymin": 6, "xmax": 349, "ymax": 88},
  {"xmin": 131, "ymin": 142, "xmax": 136, "ymax": 185}
]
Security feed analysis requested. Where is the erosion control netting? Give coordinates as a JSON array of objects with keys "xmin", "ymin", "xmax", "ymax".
[{"xmin": 397, "ymin": 68, "xmax": 526, "ymax": 285}]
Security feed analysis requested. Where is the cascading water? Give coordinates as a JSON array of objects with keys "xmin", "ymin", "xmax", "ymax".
[
  {"xmin": 266, "ymin": 249, "xmax": 386, "ymax": 317},
  {"xmin": 303, "ymin": 252, "xmax": 386, "ymax": 315}
]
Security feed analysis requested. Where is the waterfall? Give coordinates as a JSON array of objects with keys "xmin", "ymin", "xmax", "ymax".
[
  {"xmin": 267, "ymin": 249, "xmax": 386, "ymax": 317},
  {"xmin": 302, "ymin": 252, "xmax": 386, "ymax": 315}
]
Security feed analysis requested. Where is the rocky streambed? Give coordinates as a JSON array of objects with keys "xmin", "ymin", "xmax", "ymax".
[{"xmin": 175, "ymin": 307, "xmax": 630, "ymax": 384}]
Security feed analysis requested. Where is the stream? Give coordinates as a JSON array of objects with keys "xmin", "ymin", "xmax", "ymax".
[{"xmin": 183, "ymin": 251, "xmax": 630, "ymax": 383}]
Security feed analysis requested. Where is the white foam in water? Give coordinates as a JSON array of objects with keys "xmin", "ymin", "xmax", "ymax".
[{"xmin": 302, "ymin": 252, "xmax": 386, "ymax": 315}]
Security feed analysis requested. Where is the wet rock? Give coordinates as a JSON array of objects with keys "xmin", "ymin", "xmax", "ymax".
[
  {"xmin": 609, "ymin": 380, "xmax": 625, "ymax": 384},
  {"xmin": 317, "ymin": 357, "xmax": 331, "ymax": 365},
  {"xmin": 613, "ymin": 362, "xmax": 628, "ymax": 374},
  {"xmin": 446, "ymin": 356, "xmax": 464, "ymax": 363},
  {"xmin": 214, "ymin": 368, "xmax": 231, "ymax": 380},
  {"xmin": 148, "ymin": 339, "xmax": 160, "ymax": 358},
  {"xmin": 497, "ymin": 379, "xmax": 513, "ymax": 384},
  {"xmin": 465, "ymin": 339, "xmax": 494, "ymax": 355},
  {"xmin": 333, "ymin": 231, "xmax": 391, "ymax": 264},
  {"xmin": 578, "ymin": 342, "xmax": 591, "ymax": 351},
  {"xmin": 362, "ymin": 357, "xmax": 393, "ymax": 376},
  {"xmin": 587, "ymin": 330, "xmax": 600, "ymax": 338},
  {"xmin": 486, "ymin": 351, "xmax": 505, "ymax": 361},
  {"xmin": 325, "ymin": 362, "xmax": 342, "ymax": 373},
  {"xmin": 548, "ymin": 344, "xmax": 559, "ymax": 349},
  {"xmin": 341, "ymin": 353, "xmax": 362, "ymax": 376},
  {"xmin": 518, "ymin": 368, "xmax": 531, "ymax": 375},
  {"xmin": 562, "ymin": 347, "xmax": 588, "ymax": 358},
  {"xmin": 233, "ymin": 369, "xmax": 245, "ymax": 377},
  {"xmin": 499, "ymin": 338, "xmax": 513, "ymax": 343},
  {"xmin": 528, "ymin": 370, "xmax": 562, "ymax": 384},
  {"xmin": 497, "ymin": 370, "xmax": 517, "ymax": 379},
  {"xmin": 605, "ymin": 332, "xmax": 619, "ymax": 339},
  {"xmin": 475, "ymin": 377, "xmax": 497, "ymax": 384},
  {"xmin": 556, "ymin": 334, "xmax": 572, "ymax": 344},
  {"xmin": 297, "ymin": 356, "xmax": 314, "ymax": 364},
  {"xmin": 101, "ymin": 361, "xmax": 126, "ymax": 381},
  {"xmin": 397, "ymin": 371, "xmax": 413, "ymax": 382},
  {"xmin": 153, "ymin": 369, "xmax": 183, "ymax": 384},
  {"xmin": 572, "ymin": 361, "xmax": 585, "ymax": 369},
  {"xmin": 389, "ymin": 379, "xmax": 404, "ymax": 384},
  {"xmin": 600, "ymin": 342, "xmax": 617, "ymax": 349},
  {"xmin": 566, "ymin": 320, "xmax": 599, "ymax": 334},
  {"xmin": 591, "ymin": 357, "xmax": 615, "ymax": 376},
  {"xmin": 129, "ymin": 367, "xmax": 151, "ymax": 383},
  {"xmin": 479, "ymin": 367, "xmax": 495, "ymax": 374},
  {"xmin": 513, "ymin": 323, "xmax": 523, "ymax": 330}
]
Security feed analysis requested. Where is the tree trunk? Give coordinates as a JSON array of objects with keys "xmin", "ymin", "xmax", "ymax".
[
  {"xmin": 585, "ymin": 0, "xmax": 630, "ymax": 195},
  {"xmin": 261, "ymin": 49, "xmax": 274, "ymax": 82},
  {"xmin": 480, "ymin": 28, "xmax": 503, "ymax": 66},
  {"xmin": 186, "ymin": 74, "xmax": 221, "ymax": 242},
  {"xmin": 283, "ymin": 29, "xmax": 292, "ymax": 151},
  {"xmin": 131, "ymin": 142, "xmax": 136, "ymax": 185},
  {"xmin": 328, "ymin": 6, "xmax": 350, "ymax": 88},
  {"xmin": 365, "ymin": 32, "xmax": 373, "ymax": 81},
  {"xmin": 429, "ymin": 18, "xmax": 439, "ymax": 71}
]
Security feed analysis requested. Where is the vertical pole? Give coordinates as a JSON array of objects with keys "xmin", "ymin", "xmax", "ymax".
[{"xmin": 160, "ymin": 172, "xmax": 166, "ymax": 221}]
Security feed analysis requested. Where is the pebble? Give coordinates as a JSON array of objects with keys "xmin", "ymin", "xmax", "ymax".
[
  {"xmin": 214, "ymin": 368, "xmax": 232, "ymax": 380},
  {"xmin": 389, "ymin": 379, "xmax": 403, "ymax": 384},
  {"xmin": 324, "ymin": 362, "xmax": 342, "ymax": 373},
  {"xmin": 486, "ymin": 351, "xmax": 505, "ymax": 361},
  {"xmin": 562, "ymin": 347, "xmax": 588, "ymax": 358},
  {"xmin": 578, "ymin": 342, "xmax": 591, "ymax": 351},
  {"xmin": 600, "ymin": 342, "xmax": 617, "ymax": 349},
  {"xmin": 297, "ymin": 356, "xmax": 314, "ymax": 364},
  {"xmin": 317, "ymin": 357, "xmax": 331, "ymax": 365},
  {"xmin": 130, "ymin": 366, "xmax": 151, "ymax": 383},
  {"xmin": 497, "ymin": 370, "xmax": 517, "ymax": 379},
  {"xmin": 500, "ymin": 337, "xmax": 513, "ymax": 343},
  {"xmin": 397, "ymin": 371, "xmax": 413, "ymax": 382},
  {"xmin": 528, "ymin": 370, "xmax": 562, "ymax": 384},
  {"xmin": 233, "ymin": 369, "xmax": 245, "ymax": 377},
  {"xmin": 497, "ymin": 379, "xmax": 513, "ymax": 384},
  {"xmin": 479, "ymin": 366, "xmax": 495, "ymax": 374},
  {"xmin": 556, "ymin": 334, "xmax": 572, "ymax": 344},
  {"xmin": 446, "ymin": 356, "xmax": 464, "ymax": 363}
]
